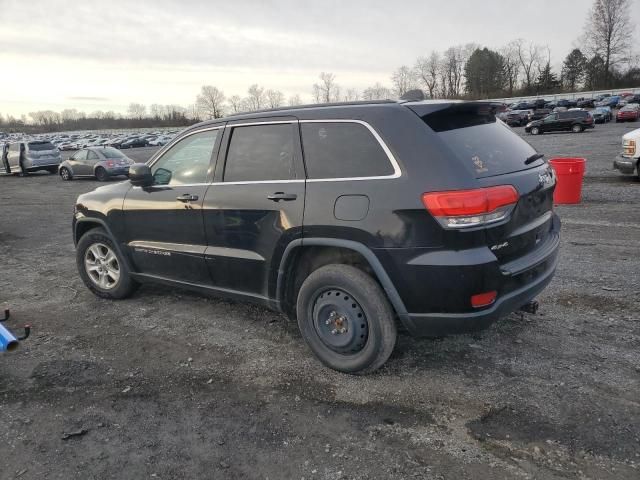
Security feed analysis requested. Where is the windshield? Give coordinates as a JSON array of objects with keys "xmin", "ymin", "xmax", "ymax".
[
  {"xmin": 28, "ymin": 141, "xmax": 56, "ymax": 151},
  {"xmin": 417, "ymin": 103, "xmax": 541, "ymax": 178},
  {"xmin": 101, "ymin": 147, "xmax": 125, "ymax": 159}
]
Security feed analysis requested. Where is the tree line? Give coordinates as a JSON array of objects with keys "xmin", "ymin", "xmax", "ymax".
[{"xmin": 1, "ymin": 0, "xmax": 637, "ymax": 132}]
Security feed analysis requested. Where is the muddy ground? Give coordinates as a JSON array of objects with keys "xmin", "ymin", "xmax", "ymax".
[{"xmin": 1, "ymin": 122, "xmax": 639, "ymax": 480}]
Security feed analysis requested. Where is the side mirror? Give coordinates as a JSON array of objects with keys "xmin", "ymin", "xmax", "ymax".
[{"xmin": 129, "ymin": 163, "xmax": 153, "ymax": 187}]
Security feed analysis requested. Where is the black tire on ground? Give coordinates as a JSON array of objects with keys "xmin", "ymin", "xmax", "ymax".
[
  {"xmin": 531, "ymin": 126, "xmax": 541, "ymax": 135},
  {"xmin": 60, "ymin": 167, "xmax": 72, "ymax": 181},
  {"xmin": 571, "ymin": 124, "xmax": 583, "ymax": 133},
  {"xmin": 95, "ymin": 167, "xmax": 108, "ymax": 182},
  {"xmin": 296, "ymin": 264, "xmax": 397, "ymax": 374},
  {"xmin": 47, "ymin": 167, "xmax": 57, "ymax": 174},
  {"xmin": 76, "ymin": 228, "xmax": 139, "ymax": 299}
]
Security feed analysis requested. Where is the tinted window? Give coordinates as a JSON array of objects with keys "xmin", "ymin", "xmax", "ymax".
[
  {"xmin": 28, "ymin": 141, "xmax": 55, "ymax": 151},
  {"xmin": 419, "ymin": 104, "xmax": 540, "ymax": 178},
  {"xmin": 151, "ymin": 129, "xmax": 218, "ymax": 185},
  {"xmin": 224, "ymin": 124, "xmax": 295, "ymax": 182},
  {"xmin": 301, "ymin": 122, "xmax": 394, "ymax": 179},
  {"xmin": 101, "ymin": 147, "xmax": 125, "ymax": 159}
]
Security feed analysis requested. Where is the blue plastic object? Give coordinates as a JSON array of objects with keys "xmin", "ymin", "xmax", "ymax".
[{"xmin": 0, "ymin": 321, "xmax": 18, "ymax": 352}]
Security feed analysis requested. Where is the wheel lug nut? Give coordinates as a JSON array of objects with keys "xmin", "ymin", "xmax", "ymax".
[{"xmin": 331, "ymin": 329, "xmax": 337, "ymax": 335}]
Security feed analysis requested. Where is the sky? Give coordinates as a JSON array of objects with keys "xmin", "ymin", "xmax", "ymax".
[{"xmin": 1, "ymin": 0, "xmax": 638, "ymax": 117}]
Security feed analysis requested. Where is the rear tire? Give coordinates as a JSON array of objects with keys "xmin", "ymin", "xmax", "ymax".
[
  {"xmin": 95, "ymin": 167, "xmax": 108, "ymax": 182},
  {"xmin": 531, "ymin": 127, "xmax": 540, "ymax": 135},
  {"xmin": 76, "ymin": 228, "xmax": 138, "ymax": 299},
  {"xmin": 47, "ymin": 167, "xmax": 57, "ymax": 174},
  {"xmin": 571, "ymin": 124, "xmax": 583, "ymax": 133},
  {"xmin": 60, "ymin": 167, "xmax": 72, "ymax": 181},
  {"xmin": 296, "ymin": 264, "xmax": 397, "ymax": 374}
]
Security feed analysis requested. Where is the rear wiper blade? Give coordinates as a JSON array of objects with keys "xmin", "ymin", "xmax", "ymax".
[{"xmin": 525, "ymin": 153, "xmax": 545, "ymax": 165}]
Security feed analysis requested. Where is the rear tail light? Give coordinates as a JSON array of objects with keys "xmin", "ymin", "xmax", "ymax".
[
  {"xmin": 106, "ymin": 161, "xmax": 115, "ymax": 167},
  {"xmin": 471, "ymin": 291, "xmax": 497, "ymax": 308},
  {"xmin": 422, "ymin": 185, "xmax": 519, "ymax": 229}
]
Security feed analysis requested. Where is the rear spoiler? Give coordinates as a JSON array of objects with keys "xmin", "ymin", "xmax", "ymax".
[{"xmin": 404, "ymin": 101, "xmax": 506, "ymax": 118}]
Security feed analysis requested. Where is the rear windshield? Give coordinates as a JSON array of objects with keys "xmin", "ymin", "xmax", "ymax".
[
  {"xmin": 28, "ymin": 141, "xmax": 56, "ymax": 151},
  {"xmin": 101, "ymin": 147, "xmax": 125, "ymax": 159},
  {"xmin": 417, "ymin": 104, "xmax": 541, "ymax": 178}
]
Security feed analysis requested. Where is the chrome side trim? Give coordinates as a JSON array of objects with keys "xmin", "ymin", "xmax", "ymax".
[
  {"xmin": 227, "ymin": 120, "xmax": 296, "ymax": 127},
  {"xmin": 204, "ymin": 246, "xmax": 265, "ymax": 261},
  {"xmin": 128, "ymin": 240, "xmax": 206, "ymax": 255},
  {"xmin": 209, "ymin": 179, "xmax": 305, "ymax": 186},
  {"xmin": 300, "ymin": 119, "xmax": 402, "ymax": 182},
  {"xmin": 148, "ymin": 125, "xmax": 224, "ymax": 168}
]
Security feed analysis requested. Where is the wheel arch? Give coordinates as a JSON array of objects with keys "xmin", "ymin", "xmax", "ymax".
[
  {"xmin": 275, "ymin": 238, "xmax": 408, "ymax": 323},
  {"xmin": 74, "ymin": 218, "xmax": 133, "ymax": 272}
]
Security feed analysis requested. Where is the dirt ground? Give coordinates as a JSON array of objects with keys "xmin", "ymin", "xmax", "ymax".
[{"xmin": 1, "ymin": 122, "xmax": 639, "ymax": 480}]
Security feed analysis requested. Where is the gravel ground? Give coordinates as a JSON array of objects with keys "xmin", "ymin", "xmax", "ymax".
[{"xmin": 1, "ymin": 122, "xmax": 639, "ymax": 480}]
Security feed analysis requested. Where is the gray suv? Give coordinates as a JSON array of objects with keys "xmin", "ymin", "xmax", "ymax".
[{"xmin": 2, "ymin": 140, "xmax": 62, "ymax": 174}]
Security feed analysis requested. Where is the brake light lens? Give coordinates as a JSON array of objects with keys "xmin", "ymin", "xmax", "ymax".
[
  {"xmin": 471, "ymin": 291, "xmax": 497, "ymax": 308},
  {"xmin": 106, "ymin": 160, "xmax": 115, "ymax": 167},
  {"xmin": 422, "ymin": 185, "xmax": 519, "ymax": 229}
]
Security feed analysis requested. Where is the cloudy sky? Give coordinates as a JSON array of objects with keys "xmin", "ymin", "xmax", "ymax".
[{"xmin": 1, "ymin": 0, "xmax": 638, "ymax": 117}]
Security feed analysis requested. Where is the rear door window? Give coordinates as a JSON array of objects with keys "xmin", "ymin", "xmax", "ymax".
[
  {"xmin": 301, "ymin": 122, "xmax": 394, "ymax": 179},
  {"xmin": 414, "ymin": 103, "xmax": 541, "ymax": 178},
  {"xmin": 27, "ymin": 141, "xmax": 55, "ymax": 151},
  {"xmin": 224, "ymin": 123, "xmax": 296, "ymax": 182}
]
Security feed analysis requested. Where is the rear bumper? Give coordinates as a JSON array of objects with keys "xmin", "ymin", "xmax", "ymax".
[
  {"xmin": 613, "ymin": 156, "xmax": 637, "ymax": 174},
  {"xmin": 384, "ymin": 214, "xmax": 561, "ymax": 337}
]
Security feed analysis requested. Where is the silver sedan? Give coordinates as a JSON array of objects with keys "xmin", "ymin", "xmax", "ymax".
[{"xmin": 59, "ymin": 147, "xmax": 134, "ymax": 181}]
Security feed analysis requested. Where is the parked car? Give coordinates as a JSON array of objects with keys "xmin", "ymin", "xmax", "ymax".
[
  {"xmin": 613, "ymin": 127, "xmax": 640, "ymax": 179},
  {"xmin": 597, "ymin": 96, "xmax": 621, "ymax": 108},
  {"xmin": 59, "ymin": 147, "xmax": 134, "ymax": 181},
  {"xmin": 615, "ymin": 104, "xmax": 640, "ymax": 122},
  {"xmin": 591, "ymin": 107, "xmax": 612, "ymax": 123},
  {"xmin": 555, "ymin": 99, "xmax": 577, "ymax": 109},
  {"xmin": 120, "ymin": 137, "xmax": 148, "ymax": 149},
  {"xmin": 504, "ymin": 110, "xmax": 532, "ymax": 127},
  {"xmin": 2, "ymin": 140, "xmax": 62, "ymax": 174},
  {"xmin": 577, "ymin": 98, "xmax": 596, "ymax": 108},
  {"xmin": 71, "ymin": 100, "xmax": 560, "ymax": 373},
  {"xmin": 525, "ymin": 110, "xmax": 594, "ymax": 135},
  {"xmin": 509, "ymin": 101, "xmax": 534, "ymax": 111},
  {"xmin": 148, "ymin": 135, "xmax": 173, "ymax": 146}
]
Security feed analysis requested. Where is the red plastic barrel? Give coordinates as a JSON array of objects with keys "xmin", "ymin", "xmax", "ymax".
[{"xmin": 549, "ymin": 158, "xmax": 586, "ymax": 204}]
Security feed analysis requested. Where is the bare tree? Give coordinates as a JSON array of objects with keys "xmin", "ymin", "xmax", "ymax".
[
  {"xmin": 228, "ymin": 95, "xmax": 243, "ymax": 113},
  {"xmin": 500, "ymin": 41, "xmax": 521, "ymax": 97},
  {"xmin": 246, "ymin": 84, "xmax": 265, "ymax": 111},
  {"xmin": 343, "ymin": 88, "xmax": 360, "ymax": 102},
  {"xmin": 149, "ymin": 104, "xmax": 163, "ymax": 119},
  {"xmin": 391, "ymin": 65, "xmax": 417, "ymax": 97},
  {"xmin": 196, "ymin": 86, "xmax": 226, "ymax": 119},
  {"xmin": 313, "ymin": 72, "xmax": 340, "ymax": 103},
  {"xmin": 362, "ymin": 83, "xmax": 392, "ymax": 100},
  {"xmin": 265, "ymin": 89, "xmax": 285, "ymax": 108},
  {"xmin": 61, "ymin": 109, "xmax": 81, "ymax": 122},
  {"xmin": 515, "ymin": 39, "xmax": 543, "ymax": 93},
  {"xmin": 583, "ymin": 0, "xmax": 633, "ymax": 86},
  {"xmin": 415, "ymin": 52, "xmax": 441, "ymax": 98},
  {"xmin": 127, "ymin": 103, "xmax": 146, "ymax": 119},
  {"xmin": 288, "ymin": 94, "xmax": 303, "ymax": 106}
]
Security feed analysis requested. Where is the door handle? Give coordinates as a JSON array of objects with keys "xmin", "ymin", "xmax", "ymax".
[
  {"xmin": 176, "ymin": 194, "xmax": 199, "ymax": 202},
  {"xmin": 267, "ymin": 192, "xmax": 297, "ymax": 202}
]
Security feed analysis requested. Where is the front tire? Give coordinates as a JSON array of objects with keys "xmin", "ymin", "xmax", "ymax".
[
  {"xmin": 531, "ymin": 127, "xmax": 540, "ymax": 135},
  {"xmin": 296, "ymin": 264, "xmax": 397, "ymax": 374},
  {"xmin": 571, "ymin": 124, "xmax": 583, "ymax": 133},
  {"xmin": 76, "ymin": 228, "xmax": 138, "ymax": 299},
  {"xmin": 60, "ymin": 167, "xmax": 72, "ymax": 181}
]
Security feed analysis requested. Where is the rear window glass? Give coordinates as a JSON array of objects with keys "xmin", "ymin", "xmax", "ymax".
[
  {"xmin": 28, "ymin": 141, "xmax": 55, "ymax": 151},
  {"xmin": 301, "ymin": 122, "xmax": 394, "ymax": 179},
  {"xmin": 419, "ymin": 104, "xmax": 541, "ymax": 178},
  {"xmin": 102, "ymin": 147, "xmax": 125, "ymax": 159}
]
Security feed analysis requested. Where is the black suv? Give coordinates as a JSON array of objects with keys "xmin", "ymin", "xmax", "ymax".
[
  {"xmin": 525, "ymin": 110, "xmax": 594, "ymax": 135},
  {"xmin": 73, "ymin": 100, "xmax": 560, "ymax": 374}
]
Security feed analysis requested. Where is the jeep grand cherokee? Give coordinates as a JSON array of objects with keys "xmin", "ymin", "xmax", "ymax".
[{"xmin": 73, "ymin": 100, "xmax": 560, "ymax": 374}]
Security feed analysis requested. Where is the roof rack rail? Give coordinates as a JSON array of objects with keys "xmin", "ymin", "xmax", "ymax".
[{"xmin": 225, "ymin": 99, "xmax": 397, "ymax": 118}]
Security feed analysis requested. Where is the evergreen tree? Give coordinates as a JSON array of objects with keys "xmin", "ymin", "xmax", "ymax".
[
  {"xmin": 464, "ymin": 48, "xmax": 507, "ymax": 98},
  {"xmin": 561, "ymin": 49, "xmax": 587, "ymax": 91}
]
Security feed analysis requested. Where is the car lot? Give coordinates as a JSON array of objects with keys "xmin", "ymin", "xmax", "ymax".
[{"xmin": 1, "ymin": 121, "xmax": 639, "ymax": 479}]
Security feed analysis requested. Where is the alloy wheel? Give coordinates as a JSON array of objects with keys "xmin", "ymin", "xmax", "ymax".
[{"xmin": 84, "ymin": 243, "xmax": 120, "ymax": 290}]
